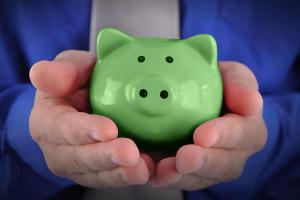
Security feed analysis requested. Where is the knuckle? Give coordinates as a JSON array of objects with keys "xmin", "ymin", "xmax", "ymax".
[{"xmin": 221, "ymin": 61, "xmax": 259, "ymax": 90}]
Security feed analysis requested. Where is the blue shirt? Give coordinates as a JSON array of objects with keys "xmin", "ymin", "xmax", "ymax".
[{"xmin": 1, "ymin": 0, "xmax": 300, "ymax": 199}]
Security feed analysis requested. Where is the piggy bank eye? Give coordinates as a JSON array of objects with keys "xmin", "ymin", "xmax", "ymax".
[
  {"xmin": 137, "ymin": 56, "xmax": 145, "ymax": 63},
  {"xmin": 165, "ymin": 56, "xmax": 173, "ymax": 63}
]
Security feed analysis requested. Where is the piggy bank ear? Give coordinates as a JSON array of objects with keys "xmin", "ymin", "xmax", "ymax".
[
  {"xmin": 183, "ymin": 34, "xmax": 217, "ymax": 65},
  {"xmin": 97, "ymin": 28, "xmax": 133, "ymax": 60}
]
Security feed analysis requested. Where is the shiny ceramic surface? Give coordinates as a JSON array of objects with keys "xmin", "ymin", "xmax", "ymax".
[{"xmin": 90, "ymin": 28, "xmax": 223, "ymax": 151}]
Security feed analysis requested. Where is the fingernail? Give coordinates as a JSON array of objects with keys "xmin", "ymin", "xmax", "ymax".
[
  {"xmin": 89, "ymin": 130, "xmax": 102, "ymax": 141},
  {"xmin": 232, "ymin": 80, "xmax": 255, "ymax": 90},
  {"xmin": 207, "ymin": 133, "xmax": 220, "ymax": 147},
  {"xmin": 110, "ymin": 154, "xmax": 121, "ymax": 165}
]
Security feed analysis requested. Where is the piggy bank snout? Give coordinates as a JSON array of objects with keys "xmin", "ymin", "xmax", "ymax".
[
  {"xmin": 138, "ymin": 88, "xmax": 169, "ymax": 100},
  {"xmin": 128, "ymin": 76, "xmax": 176, "ymax": 116}
]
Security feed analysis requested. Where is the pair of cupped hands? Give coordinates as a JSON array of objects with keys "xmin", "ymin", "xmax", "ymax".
[{"xmin": 29, "ymin": 50, "xmax": 267, "ymax": 190}]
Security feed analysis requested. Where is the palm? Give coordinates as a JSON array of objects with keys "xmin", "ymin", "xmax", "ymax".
[
  {"xmin": 29, "ymin": 50, "xmax": 153, "ymax": 188},
  {"xmin": 148, "ymin": 62, "xmax": 267, "ymax": 190}
]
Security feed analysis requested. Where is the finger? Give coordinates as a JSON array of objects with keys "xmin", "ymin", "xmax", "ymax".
[
  {"xmin": 30, "ymin": 50, "xmax": 96, "ymax": 97},
  {"xmin": 176, "ymin": 145, "xmax": 246, "ymax": 182},
  {"xmin": 219, "ymin": 61, "xmax": 258, "ymax": 90},
  {"xmin": 64, "ymin": 88, "xmax": 91, "ymax": 112},
  {"xmin": 30, "ymin": 101, "xmax": 118, "ymax": 144},
  {"xmin": 166, "ymin": 174, "xmax": 216, "ymax": 191},
  {"xmin": 219, "ymin": 61, "xmax": 263, "ymax": 116},
  {"xmin": 72, "ymin": 157, "xmax": 149, "ymax": 188},
  {"xmin": 42, "ymin": 138, "xmax": 140, "ymax": 175},
  {"xmin": 193, "ymin": 114, "xmax": 267, "ymax": 151},
  {"xmin": 141, "ymin": 153, "xmax": 155, "ymax": 176},
  {"xmin": 149, "ymin": 156, "xmax": 217, "ymax": 190},
  {"xmin": 149, "ymin": 157, "xmax": 182, "ymax": 187}
]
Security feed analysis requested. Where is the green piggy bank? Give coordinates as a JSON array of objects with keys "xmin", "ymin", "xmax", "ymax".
[{"xmin": 90, "ymin": 28, "xmax": 223, "ymax": 151}]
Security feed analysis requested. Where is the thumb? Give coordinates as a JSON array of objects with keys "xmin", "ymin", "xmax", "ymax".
[
  {"xmin": 30, "ymin": 50, "xmax": 96, "ymax": 97},
  {"xmin": 219, "ymin": 61, "xmax": 263, "ymax": 116}
]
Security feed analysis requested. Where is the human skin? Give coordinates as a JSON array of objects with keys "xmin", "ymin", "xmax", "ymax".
[
  {"xmin": 29, "ymin": 50, "xmax": 267, "ymax": 189},
  {"xmin": 148, "ymin": 62, "xmax": 267, "ymax": 190},
  {"xmin": 29, "ymin": 50, "xmax": 153, "ymax": 188}
]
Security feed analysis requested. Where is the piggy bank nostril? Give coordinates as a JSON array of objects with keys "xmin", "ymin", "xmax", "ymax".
[
  {"xmin": 139, "ymin": 89, "xmax": 148, "ymax": 98},
  {"xmin": 160, "ymin": 90, "xmax": 168, "ymax": 99}
]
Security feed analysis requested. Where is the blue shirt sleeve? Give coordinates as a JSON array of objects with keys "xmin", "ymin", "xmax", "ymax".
[
  {"xmin": 0, "ymin": 0, "xmax": 91, "ymax": 199},
  {"xmin": 188, "ymin": 93, "xmax": 300, "ymax": 199},
  {"xmin": 182, "ymin": 0, "xmax": 300, "ymax": 199},
  {"xmin": 1, "ymin": 0, "xmax": 299, "ymax": 199},
  {"xmin": 222, "ymin": 93, "xmax": 300, "ymax": 197},
  {"xmin": 0, "ymin": 84, "xmax": 73, "ymax": 199}
]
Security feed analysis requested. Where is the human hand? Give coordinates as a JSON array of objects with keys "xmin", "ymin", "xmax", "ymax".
[
  {"xmin": 29, "ymin": 50, "xmax": 153, "ymax": 188},
  {"xmin": 149, "ymin": 61, "xmax": 267, "ymax": 190}
]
